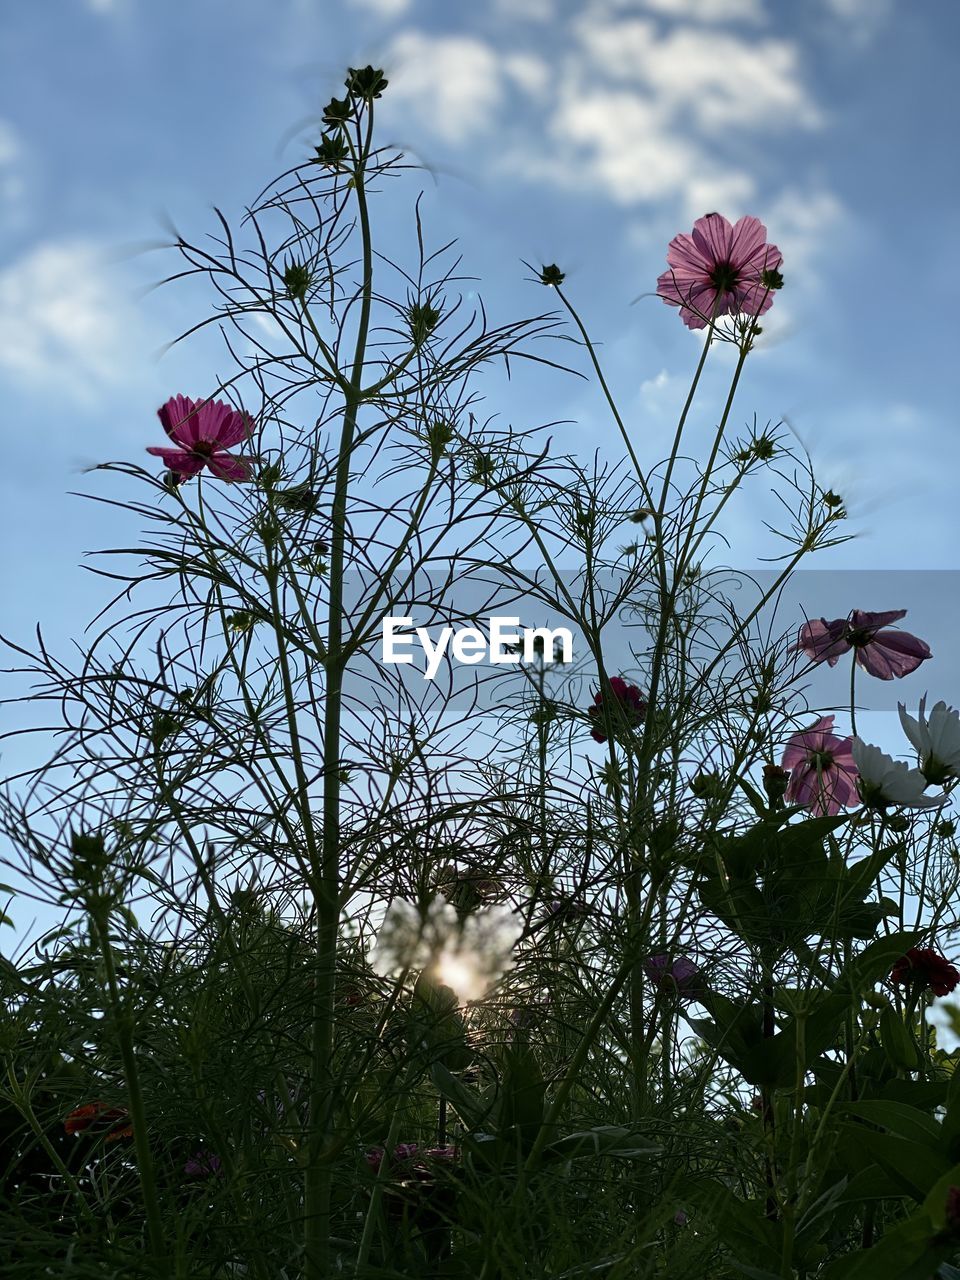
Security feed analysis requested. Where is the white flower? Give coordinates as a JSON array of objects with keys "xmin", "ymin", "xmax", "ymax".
[
  {"xmin": 851, "ymin": 738, "xmax": 946, "ymax": 809},
  {"xmin": 366, "ymin": 894, "xmax": 522, "ymax": 1003},
  {"xmin": 898, "ymin": 696, "xmax": 960, "ymax": 784}
]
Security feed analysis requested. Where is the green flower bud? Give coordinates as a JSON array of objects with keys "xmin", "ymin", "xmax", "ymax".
[
  {"xmin": 345, "ymin": 65, "xmax": 388, "ymax": 100},
  {"xmin": 313, "ymin": 131, "xmax": 350, "ymax": 168},
  {"xmin": 322, "ymin": 96, "xmax": 352, "ymax": 127},
  {"xmin": 283, "ymin": 260, "xmax": 312, "ymax": 303},
  {"xmin": 409, "ymin": 301, "xmax": 442, "ymax": 347}
]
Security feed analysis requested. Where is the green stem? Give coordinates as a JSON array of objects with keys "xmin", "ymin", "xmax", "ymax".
[
  {"xmin": 88, "ymin": 904, "xmax": 167, "ymax": 1269},
  {"xmin": 304, "ymin": 103, "xmax": 377, "ymax": 1280}
]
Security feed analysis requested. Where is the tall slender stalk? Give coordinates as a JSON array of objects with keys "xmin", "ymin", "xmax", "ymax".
[{"xmin": 304, "ymin": 101, "xmax": 377, "ymax": 1279}]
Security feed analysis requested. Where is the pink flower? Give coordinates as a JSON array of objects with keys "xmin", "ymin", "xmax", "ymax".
[
  {"xmin": 364, "ymin": 1142, "xmax": 420, "ymax": 1175},
  {"xmin": 781, "ymin": 715, "xmax": 859, "ymax": 817},
  {"xmin": 792, "ymin": 609, "xmax": 931, "ymax": 680},
  {"xmin": 644, "ymin": 953, "xmax": 704, "ymax": 998},
  {"xmin": 588, "ymin": 677, "xmax": 647, "ymax": 743},
  {"xmin": 147, "ymin": 394, "xmax": 254, "ymax": 481},
  {"xmin": 657, "ymin": 213, "xmax": 783, "ymax": 331}
]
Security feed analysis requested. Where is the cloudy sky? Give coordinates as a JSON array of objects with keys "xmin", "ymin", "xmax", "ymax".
[{"xmin": 1, "ymin": 0, "xmax": 957, "ymax": 948}]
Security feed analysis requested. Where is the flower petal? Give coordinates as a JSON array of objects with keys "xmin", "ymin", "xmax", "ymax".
[
  {"xmin": 157, "ymin": 395, "xmax": 203, "ymax": 447},
  {"xmin": 206, "ymin": 451, "xmax": 253, "ymax": 482},
  {"xmin": 146, "ymin": 447, "xmax": 205, "ymax": 477}
]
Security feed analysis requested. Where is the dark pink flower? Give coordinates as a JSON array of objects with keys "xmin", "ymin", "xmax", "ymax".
[
  {"xmin": 147, "ymin": 394, "xmax": 254, "ymax": 482},
  {"xmin": 781, "ymin": 715, "xmax": 859, "ymax": 817},
  {"xmin": 644, "ymin": 953, "xmax": 704, "ymax": 998},
  {"xmin": 792, "ymin": 609, "xmax": 931, "ymax": 680},
  {"xmin": 657, "ymin": 213, "xmax": 782, "ymax": 331},
  {"xmin": 588, "ymin": 677, "xmax": 647, "ymax": 743},
  {"xmin": 364, "ymin": 1142, "xmax": 420, "ymax": 1175}
]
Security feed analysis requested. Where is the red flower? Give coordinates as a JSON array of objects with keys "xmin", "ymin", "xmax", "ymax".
[
  {"xmin": 890, "ymin": 947, "xmax": 960, "ymax": 997},
  {"xmin": 588, "ymin": 677, "xmax": 647, "ymax": 744},
  {"xmin": 64, "ymin": 1101, "xmax": 133, "ymax": 1142}
]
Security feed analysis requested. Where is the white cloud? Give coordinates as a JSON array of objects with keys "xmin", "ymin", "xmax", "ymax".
[
  {"xmin": 639, "ymin": 0, "xmax": 765, "ymax": 21},
  {"xmin": 764, "ymin": 188, "xmax": 846, "ymax": 276},
  {"xmin": 0, "ymin": 239, "xmax": 144, "ymax": 404},
  {"xmin": 380, "ymin": 10, "xmax": 828, "ymax": 278},
  {"xmin": 640, "ymin": 367, "xmax": 671, "ymax": 394},
  {"xmin": 576, "ymin": 18, "xmax": 820, "ymax": 132},
  {"xmin": 679, "ymin": 172, "xmax": 757, "ymax": 224},
  {"xmin": 550, "ymin": 89, "xmax": 700, "ymax": 202},
  {"xmin": 384, "ymin": 33, "xmax": 546, "ymax": 142},
  {"xmin": 350, "ymin": 0, "xmax": 411, "ymax": 15}
]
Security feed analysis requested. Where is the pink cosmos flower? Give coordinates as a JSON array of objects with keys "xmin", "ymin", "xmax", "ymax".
[
  {"xmin": 792, "ymin": 609, "xmax": 931, "ymax": 680},
  {"xmin": 364, "ymin": 1142, "xmax": 420, "ymax": 1175},
  {"xmin": 781, "ymin": 715, "xmax": 859, "ymax": 817},
  {"xmin": 147, "ymin": 394, "xmax": 254, "ymax": 481},
  {"xmin": 657, "ymin": 213, "xmax": 783, "ymax": 331},
  {"xmin": 588, "ymin": 677, "xmax": 647, "ymax": 743},
  {"xmin": 644, "ymin": 953, "xmax": 704, "ymax": 998}
]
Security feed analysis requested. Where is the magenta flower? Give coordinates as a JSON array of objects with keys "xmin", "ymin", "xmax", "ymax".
[
  {"xmin": 644, "ymin": 953, "xmax": 704, "ymax": 998},
  {"xmin": 147, "ymin": 394, "xmax": 254, "ymax": 481},
  {"xmin": 792, "ymin": 609, "xmax": 931, "ymax": 680},
  {"xmin": 364, "ymin": 1142, "xmax": 420, "ymax": 1175},
  {"xmin": 657, "ymin": 212, "xmax": 783, "ymax": 331},
  {"xmin": 781, "ymin": 715, "xmax": 859, "ymax": 817},
  {"xmin": 588, "ymin": 677, "xmax": 647, "ymax": 743}
]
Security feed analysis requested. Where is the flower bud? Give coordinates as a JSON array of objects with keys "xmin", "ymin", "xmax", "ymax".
[
  {"xmin": 283, "ymin": 261, "xmax": 312, "ymax": 303},
  {"xmin": 345, "ymin": 66, "xmax": 388, "ymax": 101},
  {"xmin": 322, "ymin": 96, "xmax": 352, "ymax": 127},
  {"xmin": 409, "ymin": 301, "xmax": 441, "ymax": 347},
  {"xmin": 762, "ymin": 763, "xmax": 790, "ymax": 806},
  {"xmin": 313, "ymin": 132, "xmax": 350, "ymax": 168}
]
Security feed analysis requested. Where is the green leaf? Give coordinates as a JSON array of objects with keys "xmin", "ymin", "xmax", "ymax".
[
  {"xmin": 741, "ymin": 993, "xmax": 852, "ymax": 1090},
  {"xmin": 837, "ymin": 1100, "xmax": 943, "ymax": 1147},
  {"xmin": 684, "ymin": 1179, "xmax": 781, "ymax": 1270},
  {"xmin": 543, "ymin": 1125, "xmax": 660, "ymax": 1162},
  {"xmin": 429, "ymin": 1062, "xmax": 492, "ymax": 1130},
  {"xmin": 838, "ymin": 1127, "xmax": 951, "ymax": 1199},
  {"xmin": 409, "ymin": 972, "xmax": 474, "ymax": 1070},
  {"xmin": 838, "ymin": 931, "xmax": 923, "ymax": 995},
  {"xmin": 820, "ymin": 1210, "xmax": 954, "ymax": 1280},
  {"xmin": 879, "ymin": 1005, "xmax": 923, "ymax": 1072},
  {"xmin": 498, "ymin": 1034, "xmax": 546, "ymax": 1154}
]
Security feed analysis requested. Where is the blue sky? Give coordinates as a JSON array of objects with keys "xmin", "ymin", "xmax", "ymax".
[{"xmin": 1, "ymin": 0, "xmax": 958, "ymax": 951}]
